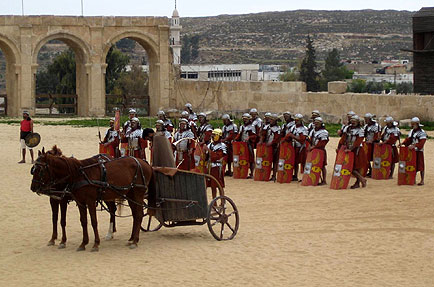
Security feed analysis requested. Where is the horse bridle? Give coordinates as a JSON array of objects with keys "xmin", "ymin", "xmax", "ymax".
[{"xmin": 31, "ymin": 157, "xmax": 72, "ymax": 196}]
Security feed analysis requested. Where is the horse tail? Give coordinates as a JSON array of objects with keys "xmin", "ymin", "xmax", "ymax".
[{"xmin": 147, "ymin": 168, "xmax": 157, "ymax": 216}]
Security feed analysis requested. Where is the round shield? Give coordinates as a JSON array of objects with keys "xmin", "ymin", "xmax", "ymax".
[{"xmin": 24, "ymin": 133, "xmax": 41, "ymax": 148}]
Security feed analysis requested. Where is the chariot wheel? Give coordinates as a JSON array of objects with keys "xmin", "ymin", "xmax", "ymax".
[
  {"xmin": 207, "ymin": 195, "xmax": 239, "ymax": 241},
  {"xmin": 140, "ymin": 198, "xmax": 162, "ymax": 232}
]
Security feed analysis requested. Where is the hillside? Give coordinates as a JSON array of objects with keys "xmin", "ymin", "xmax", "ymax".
[
  {"xmin": 0, "ymin": 10, "xmax": 415, "ymax": 92},
  {"xmin": 181, "ymin": 9, "xmax": 414, "ymax": 64}
]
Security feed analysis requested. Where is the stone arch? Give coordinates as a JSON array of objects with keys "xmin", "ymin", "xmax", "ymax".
[
  {"xmin": 32, "ymin": 32, "xmax": 92, "ymax": 116},
  {"xmin": 0, "ymin": 33, "xmax": 21, "ymax": 116},
  {"xmin": 103, "ymin": 30, "xmax": 162, "ymax": 115}
]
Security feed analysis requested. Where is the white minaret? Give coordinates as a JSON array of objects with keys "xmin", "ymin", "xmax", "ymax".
[{"xmin": 170, "ymin": 0, "xmax": 182, "ymax": 65}]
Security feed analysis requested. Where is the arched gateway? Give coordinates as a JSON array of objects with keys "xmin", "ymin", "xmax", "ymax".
[{"xmin": 0, "ymin": 16, "xmax": 174, "ymax": 116}]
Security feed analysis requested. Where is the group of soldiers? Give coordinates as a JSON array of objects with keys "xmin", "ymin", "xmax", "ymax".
[{"xmin": 101, "ymin": 103, "xmax": 427, "ymax": 189}]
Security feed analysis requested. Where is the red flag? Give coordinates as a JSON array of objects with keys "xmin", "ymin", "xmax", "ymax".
[{"xmin": 114, "ymin": 109, "xmax": 121, "ymax": 131}]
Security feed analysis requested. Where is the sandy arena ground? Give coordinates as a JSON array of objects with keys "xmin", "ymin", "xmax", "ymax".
[{"xmin": 1, "ymin": 123, "xmax": 434, "ymax": 287}]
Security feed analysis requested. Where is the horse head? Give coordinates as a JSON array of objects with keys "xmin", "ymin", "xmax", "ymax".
[{"xmin": 30, "ymin": 146, "xmax": 70, "ymax": 195}]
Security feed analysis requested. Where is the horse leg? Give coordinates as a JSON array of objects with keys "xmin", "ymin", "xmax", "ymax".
[
  {"xmin": 48, "ymin": 198, "xmax": 59, "ymax": 246},
  {"xmin": 58, "ymin": 199, "xmax": 68, "ymax": 249},
  {"xmin": 129, "ymin": 194, "xmax": 144, "ymax": 249},
  {"xmin": 127, "ymin": 200, "xmax": 136, "ymax": 245},
  {"xmin": 77, "ymin": 203, "xmax": 89, "ymax": 251},
  {"xmin": 105, "ymin": 201, "xmax": 116, "ymax": 240},
  {"xmin": 88, "ymin": 201, "xmax": 100, "ymax": 252}
]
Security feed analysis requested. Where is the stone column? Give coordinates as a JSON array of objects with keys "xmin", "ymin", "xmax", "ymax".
[{"xmin": 18, "ymin": 26, "xmax": 34, "ymax": 115}]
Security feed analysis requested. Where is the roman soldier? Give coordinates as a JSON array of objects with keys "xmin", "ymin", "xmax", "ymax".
[
  {"xmin": 337, "ymin": 110, "xmax": 356, "ymax": 137},
  {"xmin": 184, "ymin": 103, "xmax": 198, "ymax": 123},
  {"xmin": 363, "ymin": 113, "xmax": 381, "ymax": 177},
  {"xmin": 307, "ymin": 110, "xmax": 320, "ymax": 134},
  {"xmin": 281, "ymin": 111, "xmax": 295, "ymax": 138},
  {"xmin": 284, "ymin": 114, "xmax": 308, "ymax": 181},
  {"xmin": 125, "ymin": 117, "xmax": 146, "ymax": 160},
  {"xmin": 381, "ymin": 116, "xmax": 400, "ymax": 179},
  {"xmin": 204, "ymin": 128, "xmax": 227, "ymax": 199},
  {"xmin": 307, "ymin": 117, "xmax": 329, "ymax": 185},
  {"xmin": 235, "ymin": 113, "xmax": 257, "ymax": 178},
  {"xmin": 155, "ymin": 120, "xmax": 172, "ymax": 143},
  {"xmin": 263, "ymin": 114, "xmax": 281, "ymax": 181},
  {"xmin": 181, "ymin": 110, "xmax": 197, "ymax": 138},
  {"xmin": 101, "ymin": 118, "xmax": 120, "ymax": 158},
  {"xmin": 157, "ymin": 110, "xmax": 174, "ymax": 133},
  {"xmin": 123, "ymin": 108, "xmax": 138, "ymax": 133},
  {"xmin": 259, "ymin": 112, "xmax": 272, "ymax": 144},
  {"xmin": 197, "ymin": 113, "xmax": 213, "ymax": 145},
  {"xmin": 173, "ymin": 118, "xmax": 195, "ymax": 170},
  {"xmin": 340, "ymin": 115, "xmax": 367, "ymax": 189},
  {"xmin": 221, "ymin": 114, "xmax": 238, "ymax": 176},
  {"xmin": 401, "ymin": 117, "xmax": 427, "ymax": 186},
  {"xmin": 18, "ymin": 110, "xmax": 34, "ymax": 164},
  {"xmin": 250, "ymin": 108, "xmax": 263, "ymax": 140}
]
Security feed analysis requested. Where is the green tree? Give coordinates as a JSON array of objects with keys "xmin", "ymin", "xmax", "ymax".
[
  {"xmin": 190, "ymin": 35, "xmax": 200, "ymax": 61},
  {"xmin": 396, "ymin": 82, "xmax": 413, "ymax": 94},
  {"xmin": 181, "ymin": 35, "xmax": 191, "ymax": 64},
  {"xmin": 348, "ymin": 79, "xmax": 367, "ymax": 93},
  {"xmin": 112, "ymin": 65, "xmax": 149, "ymax": 97},
  {"xmin": 323, "ymin": 49, "xmax": 346, "ymax": 82},
  {"xmin": 299, "ymin": 35, "xmax": 319, "ymax": 92},
  {"xmin": 36, "ymin": 49, "xmax": 76, "ymax": 94},
  {"xmin": 105, "ymin": 46, "xmax": 130, "ymax": 94},
  {"xmin": 279, "ymin": 70, "xmax": 298, "ymax": 81}
]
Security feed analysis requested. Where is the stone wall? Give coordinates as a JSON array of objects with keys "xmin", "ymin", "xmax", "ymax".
[{"xmin": 172, "ymin": 80, "xmax": 434, "ymax": 123}]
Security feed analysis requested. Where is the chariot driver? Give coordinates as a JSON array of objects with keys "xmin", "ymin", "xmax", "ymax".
[
  {"xmin": 173, "ymin": 118, "xmax": 195, "ymax": 170},
  {"xmin": 401, "ymin": 117, "xmax": 427, "ymax": 186},
  {"xmin": 204, "ymin": 129, "xmax": 227, "ymax": 199}
]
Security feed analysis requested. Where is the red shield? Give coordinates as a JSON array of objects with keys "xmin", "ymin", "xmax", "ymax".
[
  {"xmin": 277, "ymin": 141, "xmax": 295, "ymax": 184},
  {"xmin": 398, "ymin": 147, "xmax": 417, "ymax": 185},
  {"xmin": 301, "ymin": 149, "xmax": 325, "ymax": 186},
  {"xmin": 233, "ymin": 142, "xmax": 250, "ymax": 179},
  {"xmin": 330, "ymin": 147, "xmax": 354, "ymax": 190}
]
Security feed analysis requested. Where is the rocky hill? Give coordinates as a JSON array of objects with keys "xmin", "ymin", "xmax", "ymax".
[
  {"xmin": 0, "ymin": 10, "xmax": 415, "ymax": 92},
  {"xmin": 181, "ymin": 9, "xmax": 414, "ymax": 64}
]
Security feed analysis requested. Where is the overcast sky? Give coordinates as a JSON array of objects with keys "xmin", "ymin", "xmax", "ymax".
[{"xmin": 4, "ymin": 0, "xmax": 432, "ymax": 17}]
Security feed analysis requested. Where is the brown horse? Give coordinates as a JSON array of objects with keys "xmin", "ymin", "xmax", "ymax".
[
  {"xmin": 31, "ymin": 146, "xmax": 119, "ymax": 248},
  {"xmin": 31, "ymin": 148, "xmax": 156, "ymax": 251}
]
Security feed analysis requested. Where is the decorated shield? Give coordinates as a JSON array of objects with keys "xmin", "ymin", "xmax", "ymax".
[{"xmin": 25, "ymin": 133, "xmax": 41, "ymax": 148}]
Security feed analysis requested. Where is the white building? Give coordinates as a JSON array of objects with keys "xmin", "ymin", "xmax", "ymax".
[
  {"xmin": 181, "ymin": 64, "xmax": 259, "ymax": 81},
  {"xmin": 169, "ymin": 2, "xmax": 182, "ymax": 65},
  {"xmin": 352, "ymin": 73, "xmax": 413, "ymax": 84}
]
